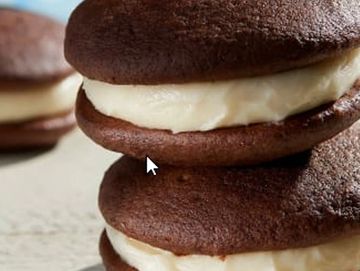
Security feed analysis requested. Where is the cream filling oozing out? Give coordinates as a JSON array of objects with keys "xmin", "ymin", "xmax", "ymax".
[
  {"xmin": 83, "ymin": 48, "xmax": 360, "ymax": 133},
  {"xmin": 0, "ymin": 73, "xmax": 82, "ymax": 123},
  {"xmin": 106, "ymin": 225, "xmax": 360, "ymax": 271}
]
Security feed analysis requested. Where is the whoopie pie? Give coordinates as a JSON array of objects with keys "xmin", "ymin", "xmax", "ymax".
[
  {"xmin": 66, "ymin": 0, "xmax": 360, "ymax": 166},
  {"xmin": 0, "ymin": 9, "xmax": 81, "ymax": 150},
  {"xmin": 63, "ymin": 1, "xmax": 360, "ymax": 270}
]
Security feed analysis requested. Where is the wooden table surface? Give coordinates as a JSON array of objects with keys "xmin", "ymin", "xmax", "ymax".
[{"xmin": 0, "ymin": 129, "xmax": 118, "ymax": 271}]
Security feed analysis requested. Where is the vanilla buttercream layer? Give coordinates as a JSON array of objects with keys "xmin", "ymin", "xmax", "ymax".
[
  {"xmin": 106, "ymin": 225, "xmax": 360, "ymax": 271},
  {"xmin": 84, "ymin": 49, "xmax": 360, "ymax": 133},
  {"xmin": 0, "ymin": 73, "xmax": 82, "ymax": 123}
]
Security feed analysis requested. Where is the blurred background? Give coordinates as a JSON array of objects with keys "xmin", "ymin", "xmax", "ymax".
[
  {"xmin": 0, "ymin": 1, "xmax": 119, "ymax": 271},
  {"xmin": 0, "ymin": 0, "xmax": 82, "ymax": 21}
]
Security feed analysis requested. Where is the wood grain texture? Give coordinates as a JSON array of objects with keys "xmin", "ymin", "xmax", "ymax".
[{"xmin": 0, "ymin": 130, "xmax": 119, "ymax": 271}]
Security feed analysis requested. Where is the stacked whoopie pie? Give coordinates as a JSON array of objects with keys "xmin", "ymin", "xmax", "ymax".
[
  {"xmin": 65, "ymin": 1, "xmax": 360, "ymax": 270},
  {"xmin": 0, "ymin": 9, "xmax": 82, "ymax": 150}
]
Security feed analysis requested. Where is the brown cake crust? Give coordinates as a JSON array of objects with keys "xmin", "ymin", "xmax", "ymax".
[
  {"xmin": 76, "ymin": 79, "xmax": 360, "ymax": 166},
  {"xmin": 100, "ymin": 231, "xmax": 136, "ymax": 271},
  {"xmin": 0, "ymin": 8, "xmax": 73, "ymax": 84},
  {"xmin": 65, "ymin": 0, "xmax": 360, "ymax": 84},
  {"xmin": 0, "ymin": 111, "xmax": 76, "ymax": 150},
  {"xmin": 99, "ymin": 122, "xmax": 360, "ymax": 256}
]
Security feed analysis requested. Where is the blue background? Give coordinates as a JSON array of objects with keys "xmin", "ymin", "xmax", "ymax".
[{"xmin": 0, "ymin": 0, "xmax": 82, "ymax": 22}]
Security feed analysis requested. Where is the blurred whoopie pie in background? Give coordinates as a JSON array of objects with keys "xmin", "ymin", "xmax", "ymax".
[{"xmin": 0, "ymin": 8, "xmax": 81, "ymax": 150}]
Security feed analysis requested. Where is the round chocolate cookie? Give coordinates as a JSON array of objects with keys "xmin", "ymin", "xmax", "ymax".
[
  {"xmin": 65, "ymin": 0, "xmax": 360, "ymax": 84},
  {"xmin": 0, "ymin": 111, "xmax": 75, "ymax": 151},
  {"xmin": 77, "ymin": 80, "xmax": 360, "ymax": 166},
  {"xmin": 99, "ymin": 121, "xmax": 360, "ymax": 256},
  {"xmin": 0, "ymin": 8, "xmax": 72, "ymax": 83}
]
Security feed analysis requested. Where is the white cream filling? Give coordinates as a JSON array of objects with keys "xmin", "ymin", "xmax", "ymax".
[
  {"xmin": 106, "ymin": 225, "xmax": 360, "ymax": 271},
  {"xmin": 0, "ymin": 73, "xmax": 82, "ymax": 123},
  {"xmin": 84, "ymin": 49, "xmax": 360, "ymax": 133}
]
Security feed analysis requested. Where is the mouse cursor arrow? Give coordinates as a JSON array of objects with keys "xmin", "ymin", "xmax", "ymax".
[{"xmin": 146, "ymin": 156, "xmax": 159, "ymax": 176}]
